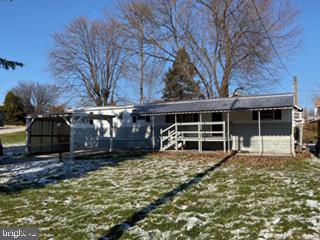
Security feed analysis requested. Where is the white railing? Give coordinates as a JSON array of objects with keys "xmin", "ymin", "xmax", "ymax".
[{"xmin": 160, "ymin": 121, "xmax": 226, "ymax": 151}]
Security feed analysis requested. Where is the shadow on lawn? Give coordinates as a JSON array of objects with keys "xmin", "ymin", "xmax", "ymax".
[
  {"xmin": 98, "ymin": 153, "xmax": 234, "ymax": 240},
  {"xmin": 0, "ymin": 151, "xmax": 148, "ymax": 194}
]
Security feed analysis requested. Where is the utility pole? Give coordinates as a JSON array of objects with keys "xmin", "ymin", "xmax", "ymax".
[{"xmin": 293, "ymin": 76, "xmax": 298, "ymax": 105}]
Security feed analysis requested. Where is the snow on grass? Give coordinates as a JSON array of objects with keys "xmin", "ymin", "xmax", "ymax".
[{"xmin": 0, "ymin": 154, "xmax": 319, "ymax": 239}]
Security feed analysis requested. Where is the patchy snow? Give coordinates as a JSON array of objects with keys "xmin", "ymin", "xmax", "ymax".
[
  {"xmin": 0, "ymin": 155, "xmax": 320, "ymax": 239},
  {"xmin": 2, "ymin": 144, "xmax": 26, "ymax": 156},
  {"xmin": 306, "ymin": 200, "xmax": 320, "ymax": 209}
]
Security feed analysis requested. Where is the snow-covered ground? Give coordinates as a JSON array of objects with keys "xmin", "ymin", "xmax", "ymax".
[
  {"xmin": 0, "ymin": 154, "xmax": 319, "ymax": 239},
  {"xmin": 2, "ymin": 144, "xmax": 26, "ymax": 156}
]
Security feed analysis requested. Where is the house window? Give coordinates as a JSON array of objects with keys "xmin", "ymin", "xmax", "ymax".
[
  {"xmin": 192, "ymin": 113, "xmax": 199, "ymax": 122},
  {"xmin": 274, "ymin": 110, "xmax": 282, "ymax": 120},
  {"xmin": 252, "ymin": 110, "xmax": 282, "ymax": 120},
  {"xmin": 145, "ymin": 116, "xmax": 151, "ymax": 122},
  {"xmin": 137, "ymin": 115, "xmax": 145, "ymax": 120},
  {"xmin": 212, "ymin": 112, "xmax": 223, "ymax": 121},
  {"xmin": 166, "ymin": 115, "xmax": 175, "ymax": 123},
  {"xmin": 260, "ymin": 110, "xmax": 274, "ymax": 120},
  {"xmin": 89, "ymin": 119, "xmax": 94, "ymax": 125},
  {"xmin": 119, "ymin": 113, "xmax": 123, "ymax": 120},
  {"xmin": 132, "ymin": 115, "xmax": 137, "ymax": 123}
]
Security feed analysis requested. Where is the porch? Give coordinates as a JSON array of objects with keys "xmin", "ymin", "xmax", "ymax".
[{"xmin": 160, "ymin": 114, "xmax": 230, "ymax": 152}]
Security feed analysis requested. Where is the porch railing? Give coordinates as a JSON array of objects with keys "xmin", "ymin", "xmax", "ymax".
[{"xmin": 160, "ymin": 121, "xmax": 226, "ymax": 151}]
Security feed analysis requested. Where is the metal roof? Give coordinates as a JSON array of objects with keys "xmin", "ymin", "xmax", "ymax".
[
  {"xmin": 27, "ymin": 113, "xmax": 114, "ymax": 120},
  {"xmin": 134, "ymin": 93, "xmax": 294, "ymax": 115}
]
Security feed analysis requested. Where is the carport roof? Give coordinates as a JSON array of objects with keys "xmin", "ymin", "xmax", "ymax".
[{"xmin": 134, "ymin": 93, "xmax": 295, "ymax": 115}]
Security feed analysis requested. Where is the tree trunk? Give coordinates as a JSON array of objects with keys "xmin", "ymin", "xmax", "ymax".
[{"xmin": 140, "ymin": 28, "xmax": 145, "ymax": 104}]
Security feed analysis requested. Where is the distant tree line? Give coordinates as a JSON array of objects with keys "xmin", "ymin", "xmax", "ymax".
[{"xmin": 2, "ymin": 81, "xmax": 64, "ymax": 125}]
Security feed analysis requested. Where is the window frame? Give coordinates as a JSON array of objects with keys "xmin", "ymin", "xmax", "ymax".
[{"xmin": 252, "ymin": 110, "xmax": 282, "ymax": 121}]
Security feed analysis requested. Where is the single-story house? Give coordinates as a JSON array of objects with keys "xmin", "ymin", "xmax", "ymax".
[{"xmin": 63, "ymin": 93, "xmax": 302, "ymax": 156}]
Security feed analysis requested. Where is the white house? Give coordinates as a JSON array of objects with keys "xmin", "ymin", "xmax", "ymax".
[{"xmin": 68, "ymin": 93, "xmax": 303, "ymax": 156}]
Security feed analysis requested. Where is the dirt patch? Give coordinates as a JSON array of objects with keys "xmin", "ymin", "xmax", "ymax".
[
  {"xmin": 225, "ymin": 151, "xmax": 312, "ymax": 168},
  {"xmin": 145, "ymin": 151, "xmax": 228, "ymax": 163},
  {"xmin": 75, "ymin": 150, "xmax": 228, "ymax": 163}
]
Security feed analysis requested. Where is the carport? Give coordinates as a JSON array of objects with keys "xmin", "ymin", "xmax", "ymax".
[{"xmin": 26, "ymin": 113, "xmax": 114, "ymax": 159}]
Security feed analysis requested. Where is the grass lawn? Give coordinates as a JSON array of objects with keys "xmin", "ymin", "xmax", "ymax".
[
  {"xmin": 0, "ymin": 152, "xmax": 319, "ymax": 239},
  {"xmin": 0, "ymin": 131, "xmax": 26, "ymax": 145}
]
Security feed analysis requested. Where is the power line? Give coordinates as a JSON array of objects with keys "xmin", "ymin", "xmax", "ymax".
[
  {"xmin": 222, "ymin": 0, "xmax": 289, "ymax": 92},
  {"xmin": 250, "ymin": 0, "xmax": 294, "ymax": 78}
]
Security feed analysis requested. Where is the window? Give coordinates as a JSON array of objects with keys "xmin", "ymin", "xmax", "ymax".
[
  {"xmin": 252, "ymin": 110, "xmax": 282, "ymax": 120},
  {"xmin": 212, "ymin": 112, "xmax": 223, "ymax": 121},
  {"xmin": 166, "ymin": 115, "xmax": 175, "ymax": 123},
  {"xmin": 261, "ymin": 110, "xmax": 274, "ymax": 120},
  {"xmin": 132, "ymin": 115, "xmax": 151, "ymax": 123},
  {"xmin": 119, "ymin": 113, "xmax": 123, "ymax": 120},
  {"xmin": 274, "ymin": 110, "xmax": 282, "ymax": 120},
  {"xmin": 192, "ymin": 113, "xmax": 199, "ymax": 122},
  {"xmin": 89, "ymin": 119, "xmax": 94, "ymax": 125}
]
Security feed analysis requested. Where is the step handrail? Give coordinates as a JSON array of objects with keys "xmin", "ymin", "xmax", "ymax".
[{"xmin": 161, "ymin": 123, "xmax": 176, "ymax": 135}]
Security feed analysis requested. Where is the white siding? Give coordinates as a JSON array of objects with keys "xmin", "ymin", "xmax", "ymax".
[
  {"xmin": 230, "ymin": 110, "xmax": 292, "ymax": 154},
  {"xmin": 72, "ymin": 106, "xmax": 293, "ymax": 155}
]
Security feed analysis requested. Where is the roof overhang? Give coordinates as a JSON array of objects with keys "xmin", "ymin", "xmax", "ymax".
[
  {"xmin": 135, "ymin": 106, "xmax": 294, "ymax": 116},
  {"xmin": 27, "ymin": 113, "xmax": 114, "ymax": 120}
]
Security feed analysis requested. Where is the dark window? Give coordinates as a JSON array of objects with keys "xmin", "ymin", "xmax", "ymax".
[
  {"xmin": 252, "ymin": 111, "xmax": 258, "ymax": 120},
  {"xmin": 261, "ymin": 110, "xmax": 274, "ymax": 120},
  {"xmin": 137, "ymin": 115, "xmax": 145, "ymax": 120},
  {"xmin": 166, "ymin": 115, "xmax": 175, "ymax": 123},
  {"xmin": 145, "ymin": 116, "xmax": 151, "ymax": 122},
  {"xmin": 119, "ymin": 113, "xmax": 123, "ymax": 120},
  {"xmin": 193, "ymin": 113, "xmax": 199, "ymax": 122},
  {"xmin": 252, "ymin": 110, "xmax": 282, "ymax": 120},
  {"xmin": 132, "ymin": 115, "xmax": 137, "ymax": 123},
  {"xmin": 89, "ymin": 119, "xmax": 94, "ymax": 125},
  {"xmin": 212, "ymin": 112, "xmax": 223, "ymax": 121},
  {"xmin": 274, "ymin": 110, "xmax": 282, "ymax": 120}
]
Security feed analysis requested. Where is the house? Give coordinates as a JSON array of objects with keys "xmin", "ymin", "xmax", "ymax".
[{"xmin": 67, "ymin": 93, "xmax": 302, "ymax": 156}]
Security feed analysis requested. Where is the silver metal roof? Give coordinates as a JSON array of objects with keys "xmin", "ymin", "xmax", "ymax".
[{"xmin": 134, "ymin": 93, "xmax": 294, "ymax": 115}]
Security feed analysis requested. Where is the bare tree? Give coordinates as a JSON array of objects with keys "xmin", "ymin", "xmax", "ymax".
[
  {"xmin": 118, "ymin": 0, "xmax": 165, "ymax": 103},
  {"xmin": 130, "ymin": 0, "xmax": 300, "ymax": 98},
  {"xmin": 190, "ymin": 0, "xmax": 300, "ymax": 97},
  {"xmin": 12, "ymin": 81, "xmax": 61, "ymax": 114},
  {"xmin": 49, "ymin": 17, "xmax": 128, "ymax": 106}
]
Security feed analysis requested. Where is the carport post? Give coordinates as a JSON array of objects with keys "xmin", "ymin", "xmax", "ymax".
[
  {"xmin": 25, "ymin": 117, "xmax": 35, "ymax": 154},
  {"xmin": 258, "ymin": 110, "xmax": 262, "ymax": 154},
  {"xmin": 227, "ymin": 112, "xmax": 230, "ymax": 153},
  {"xmin": 175, "ymin": 114, "xmax": 178, "ymax": 150},
  {"xmin": 69, "ymin": 116, "xmax": 75, "ymax": 160},
  {"xmin": 109, "ymin": 118, "xmax": 113, "ymax": 152},
  {"xmin": 152, "ymin": 115, "xmax": 155, "ymax": 150},
  {"xmin": 198, "ymin": 113, "xmax": 202, "ymax": 152},
  {"xmin": 291, "ymin": 109, "xmax": 296, "ymax": 157}
]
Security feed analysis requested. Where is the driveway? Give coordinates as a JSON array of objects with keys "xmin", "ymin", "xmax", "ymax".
[{"xmin": 0, "ymin": 125, "xmax": 25, "ymax": 134}]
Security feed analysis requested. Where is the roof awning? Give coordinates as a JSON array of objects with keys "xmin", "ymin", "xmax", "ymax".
[
  {"xmin": 27, "ymin": 113, "xmax": 114, "ymax": 120},
  {"xmin": 134, "ymin": 93, "xmax": 294, "ymax": 115}
]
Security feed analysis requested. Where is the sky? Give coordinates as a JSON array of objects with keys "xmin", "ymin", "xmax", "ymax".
[{"xmin": 0, "ymin": 0, "xmax": 319, "ymax": 109}]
